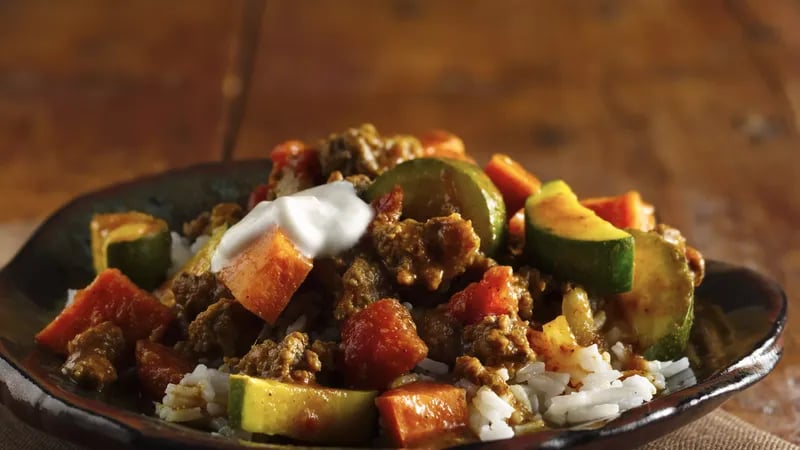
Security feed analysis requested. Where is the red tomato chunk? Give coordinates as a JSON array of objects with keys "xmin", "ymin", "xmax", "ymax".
[{"xmin": 447, "ymin": 265, "xmax": 519, "ymax": 325}]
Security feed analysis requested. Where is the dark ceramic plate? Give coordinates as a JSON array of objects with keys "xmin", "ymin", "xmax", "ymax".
[{"xmin": 0, "ymin": 161, "xmax": 787, "ymax": 449}]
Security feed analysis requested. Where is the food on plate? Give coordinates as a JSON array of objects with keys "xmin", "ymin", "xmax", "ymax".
[{"xmin": 35, "ymin": 124, "xmax": 704, "ymax": 447}]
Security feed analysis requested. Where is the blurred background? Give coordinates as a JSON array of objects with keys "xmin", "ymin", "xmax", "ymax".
[{"xmin": 0, "ymin": 0, "xmax": 798, "ymax": 442}]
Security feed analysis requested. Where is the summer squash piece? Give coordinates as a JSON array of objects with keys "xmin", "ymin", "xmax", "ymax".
[
  {"xmin": 218, "ymin": 227, "xmax": 312, "ymax": 325},
  {"xmin": 484, "ymin": 153, "xmax": 542, "ymax": 217},
  {"xmin": 447, "ymin": 266, "xmax": 519, "ymax": 325},
  {"xmin": 135, "ymin": 340, "xmax": 194, "ymax": 399},
  {"xmin": 614, "ymin": 229, "xmax": 695, "ymax": 360},
  {"xmin": 580, "ymin": 191, "xmax": 655, "ymax": 231},
  {"xmin": 524, "ymin": 180, "xmax": 634, "ymax": 295},
  {"xmin": 90, "ymin": 212, "xmax": 171, "ymax": 290},
  {"xmin": 376, "ymin": 382, "xmax": 468, "ymax": 447},
  {"xmin": 341, "ymin": 299, "xmax": 428, "ymax": 390},
  {"xmin": 228, "ymin": 375, "xmax": 377, "ymax": 445},
  {"xmin": 366, "ymin": 157, "xmax": 507, "ymax": 255},
  {"xmin": 36, "ymin": 269, "xmax": 173, "ymax": 355}
]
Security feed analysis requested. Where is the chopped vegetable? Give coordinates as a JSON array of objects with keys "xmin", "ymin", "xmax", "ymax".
[
  {"xmin": 508, "ymin": 207, "xmax": 526, "ymax": 244},
  {"xmin": 419, "ymin": 130, "xmax": 475, "ymax": 162},
  {"xmin": 135, "ymin": 340, "xmax": 194, "ymax": 399},
  {"xmin": 525, "ymin": 180, "xmax": 634, "ymax": 294},
  {"xmin": 228, "ymin": 374, "xmax": 377, "ymax": 445},
  {"xmin": 90, "ymin": 211, "xmax": 171, "ymax": 290},
  {"xmin": 581, "ymin": 191, "xmax": 655, "ymax": 231},
  {"xmin": 341, "ymin": 299, "xmax": 428, "ymax": 390},
  {"xmin": 218, "ymin": 226, "xmax": 313, "ymax": 324},
  {"xmin": 376, "ymin": 382, "xmax": 468, "ymax": 447},
  {"xmin": 484, "ymin": 153, "xmax": 542, "ymax": 217},
  {"xmin": 366, "ymin": 157, "xmax": 507, "ymax": 255},
  {"xmin": 615, "ymin": 229, "xmax": 695, "ymax": 360},
  {"xmin": 267, "ymin": 140, "xmax": 321, "ymax": 198},
  {"xmin": 561, "ymin": 286, "xmax": 596, "ymax": 347},
  {"xmin": 447, "ymin": 266, "xmax": 519, "ymax": 325},
  {"xmin": 35, "ymin": 268, "xmax": 173, "ymax": 355}
]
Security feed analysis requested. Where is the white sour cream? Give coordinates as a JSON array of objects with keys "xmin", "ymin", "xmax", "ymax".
[{"xmin": 210, "ymin": 181, "xmax": 374, "ymax": 272}]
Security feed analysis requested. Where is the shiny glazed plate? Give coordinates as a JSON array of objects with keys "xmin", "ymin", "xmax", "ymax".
[{"xmin": 0, "ymin": 160, "xmax": 787, "ymax": 449}]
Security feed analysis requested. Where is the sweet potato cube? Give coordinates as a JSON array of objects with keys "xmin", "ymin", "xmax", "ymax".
[
  {"xmin": 581, "ymin": 191, "xmax": 654, "ymax": 231},
  {"xmin": 341, "ymin": 299, "xmax": 428, "ymax": 390},
  {"xmin": 376, "ymin": 382, "xmax": 468, "ymax": 447},
  {"xmin": 218, "ymin": 227, "xmax": 312, "ymax": 324},
  {"xmin": 35, "ymin": 268, "xmax": 173, "ymax": 355},
  {"xmin": 135, "ymin": 340, "xmax": 195, "ymax": 399}
]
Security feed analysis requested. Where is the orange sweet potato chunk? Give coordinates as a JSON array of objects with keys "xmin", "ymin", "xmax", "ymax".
[
  {"xmin": 376, "ymin": 382, "xmax": 468, "ymax": 447},
  {"xmin": 35, "ymin": 268, "xmax": 173, "ymax": 355},
  {"xmin": 218, "ymin": 227, "xmax": 312, "ymax": 324},
  {"xmin": 341, "ymin": 299, "xmax": 428, "ymax": 390},
  {"xmin": 135, "ymin": 340, "xmax": 194, "ymax": 399}
]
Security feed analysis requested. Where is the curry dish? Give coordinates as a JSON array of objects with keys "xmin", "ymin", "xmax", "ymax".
[{"xmin": 35, "ymin": 124, "xmax": 704, "ymax": 447}]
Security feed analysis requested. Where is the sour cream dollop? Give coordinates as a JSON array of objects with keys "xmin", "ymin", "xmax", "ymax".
[{"xmin": 210, "ymin": 181, "xmax": 374, "ymax": 273}]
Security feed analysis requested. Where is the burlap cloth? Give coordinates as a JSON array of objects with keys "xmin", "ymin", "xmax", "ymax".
[{"xmin": 1, "ymin": 222, "xmax": 796, "ymax": 449}]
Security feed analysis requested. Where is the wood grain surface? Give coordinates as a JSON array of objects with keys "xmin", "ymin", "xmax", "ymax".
[{"xmin": 0, "ymin": 0, "xmax": 798, "ymax": 443}]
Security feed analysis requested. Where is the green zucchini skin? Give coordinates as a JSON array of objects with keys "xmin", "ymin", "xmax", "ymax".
[
  {"xmin": 524, "ymin": 180, "xmax": 634, "ymax": 295},
  {"xmin": 91, "ymin": 212, "xmax": 171, "ymax": 291},
  {"xmin": 366, "ymin": 157, "xmax": 506, "ymax": 255},
  {"xmin": 105, "ymin": 230, "xmax": 171, "ymax": 290},
  {"xmin": 618, "ymin": 229, "xmax": 695, "ymax": 361}
]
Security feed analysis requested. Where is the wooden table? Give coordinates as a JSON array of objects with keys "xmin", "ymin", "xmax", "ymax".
[{"xmin": 1, "ymin": 0, "xmax": 798, "ymax": 443}]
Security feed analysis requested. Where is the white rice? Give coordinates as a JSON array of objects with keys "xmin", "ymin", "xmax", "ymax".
[
  {"xmin": 156, "ymin": 364, "xmax": 229, "ymax": 423},
  {"xmin": 286, "ymin": 315, "xmax": 307, "ymax": 334},
  {"xmin": 167, "ymin": 232, "xmax": 193, "ymax": 277},
  {"xmin": 190, "ymin": 235, "xmax": 211, "ymax": 254},
  {"xmin": 416, "ymin": 358, "xmax": 450, "ymax": 376},
  {"xmin": 65, "ymin": 289, "xmax": 78, "ymax": 308},
  {"xmin": 467, "ymin": 343, "xmax": 695, "ymax": 441}
]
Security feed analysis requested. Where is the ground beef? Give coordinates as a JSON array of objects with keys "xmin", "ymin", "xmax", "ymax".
[
  {"xmin": 414, "ymin": 306, "xmax": 463, "ymax": 364},
  {"xmin": 654, "ymin": 224, "xmax": 706, "ymax": 287},
  {"xmin": 61, "ymin": 321, "xmax": 125, "ymax": 391},
  {"xmin": 326, "ymin": 171, "xmax": 373, "ymax": 195},
  {"xmin": 685, "ymin": 245, "xmax": 706, "ymax": 287},
  {"xmin": 334, "ymin": 256, "xmax": 393, "ymax": 320},
  {"xmin": 453, "ymin": 356, "xmax": 509, "ymax": 396},
  {"xmin": 236, "ymin": 332, "xmax": 337, "ymax": 384},
  {"xmin": 179, "ymin": 298, "xmax": 262, "ymax": 359},
  {"xmin": 317, "ymin": 124, "xmax": 423, "ymax": 179},
  {"xmin": 463, "ymin": 315, "xmax": 535, "ymax": 369},
  {"xmin": 182, "ymin": 203, "xmax": 242, "ymax": 241},
  {"xmin": 370, "ymin": 188, "xmax": 481, "ymax": 291},
  {"xmin": 172, "ymin": 272, "xmax": 233, "ymax": 330},
  {"xmin": 516, "ymin": 266, "xmax": 562, "ymax": 326}
]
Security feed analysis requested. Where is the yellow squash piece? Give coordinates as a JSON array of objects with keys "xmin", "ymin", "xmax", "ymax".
[{"xmin": 228, "ymin": 375, "xmax": 377, "ymax": 445}]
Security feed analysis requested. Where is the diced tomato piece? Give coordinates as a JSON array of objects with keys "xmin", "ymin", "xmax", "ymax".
[
  {"xmin": 580, "ymin": 191, "xmax": 654, "ymax": 231},
  {"xmin": 341, "ymin": 299, "xmax": 428, "ymax": 390},
  {"xmin": 218, "ymin": 227, "xmax": 312, "ymax": 325},
  {"xmin": 484, "ymin": 153, "xmax": 541, "ymax": 217},
  {"xmin": 247, "ymin": 183, "xmax": 269, "ymax": 210},
  {"xmin": 419, "ymin": 130, "xmax": 475, "ymax": 162},
  {"xmin": 269, "ymin": 140, "xmax": 320, "ymax": 180},
  {"xmin": 35, "ymin": 269, "xmax": 173, "ymax": 355},
  {"xmin": 376, "ymin": 382, "xmax": 468, "ymax": 446},
  {"xmin": 135, "ymin": 340, "xmax": 194, "ymax": 399},
  {"xmin": 508, "ymin": 207, "xmax": 525, "ymax": 243},
  {"xmin": 447, "ymin": 266, "xmax": 519, "ymax": 325}
]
